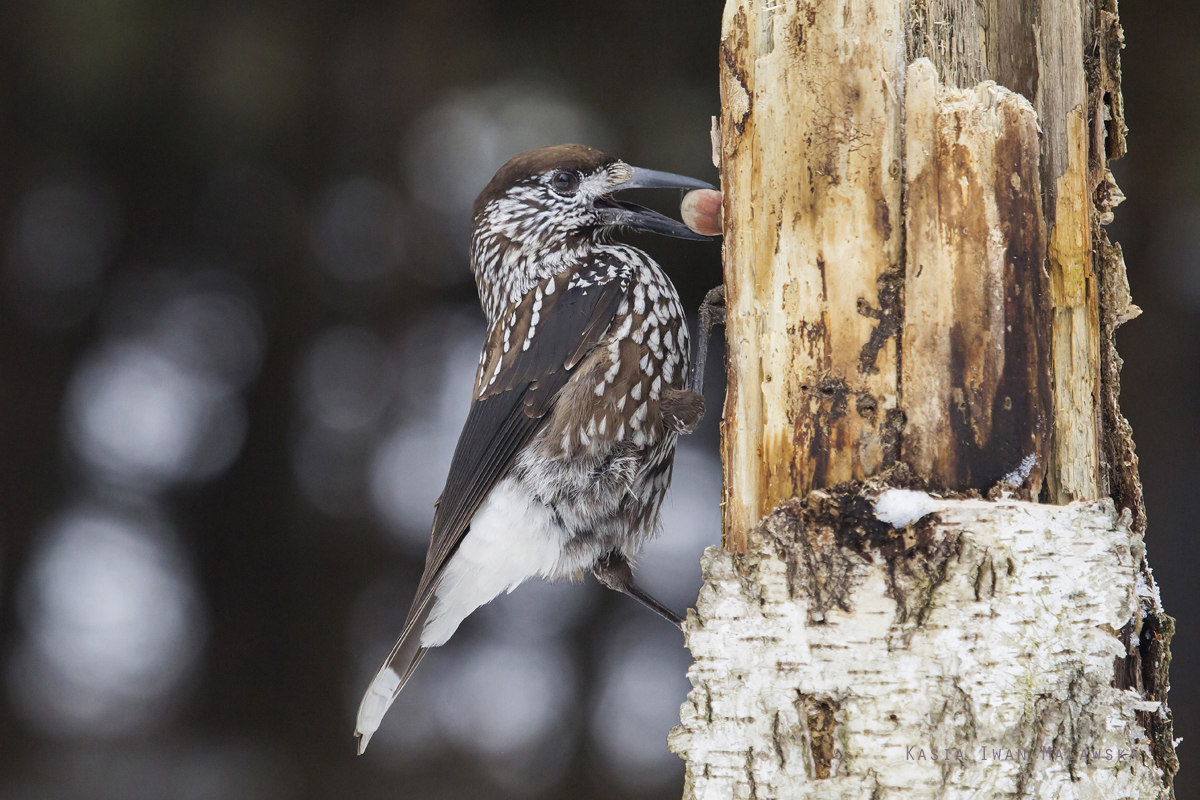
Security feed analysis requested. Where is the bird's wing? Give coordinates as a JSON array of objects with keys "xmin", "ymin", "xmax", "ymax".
[
  {"xmin": 355, "ymin": 256, "xmax": 629, "ymax": 751},
  {"xmin": 424, "ymin": 257, "xmax": 629, "ymax": 601}
]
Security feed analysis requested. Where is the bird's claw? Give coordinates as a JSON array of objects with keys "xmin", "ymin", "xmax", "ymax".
[
  {"xmin": 593, "ymin": 552, "xmax": 686, "ymax": 629},
  {"xmin": 690, "ymin": 284, "xmax": 727, "ymax": 397}
]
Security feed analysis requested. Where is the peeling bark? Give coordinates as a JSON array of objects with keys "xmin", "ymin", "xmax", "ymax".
[
  {"xmin": 901, "ymin": 63, "xmax": 1051, "ymax": 497},
  {"xmin": 906, "ymin": 0, "xmax": 1104, "ymax": 502}
]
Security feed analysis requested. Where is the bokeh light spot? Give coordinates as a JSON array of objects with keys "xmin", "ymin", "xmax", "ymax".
[
  {"xmin": 7, "ymin": 508, "xmax": 206, "ymax": 738},
  {"xmin": 591, "ymin": 617, "xmax": 691, "ymax": 790},
  {"xmin": 67, "ymin": 343, "xmax": 246, "ymax": 490}
]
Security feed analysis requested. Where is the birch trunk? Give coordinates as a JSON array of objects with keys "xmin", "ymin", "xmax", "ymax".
[{"xmin": 669, "ymin": 0, "xmax": 1177, "ymax": 797}]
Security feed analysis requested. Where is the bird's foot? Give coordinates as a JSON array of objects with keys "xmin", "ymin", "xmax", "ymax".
[{"xmin": 699, "ymin": 284, "xmax": 726, "ymax": 329}]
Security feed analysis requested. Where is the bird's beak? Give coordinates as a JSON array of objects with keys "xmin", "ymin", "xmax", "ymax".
[{"xmin": 594, "ymin": 166, "xmax": 715, "ymax": 241}]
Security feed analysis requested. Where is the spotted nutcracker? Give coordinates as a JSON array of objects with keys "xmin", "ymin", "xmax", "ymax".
[{"xmin": 355, "ymin": 145, "xmax": 724, "ymax": 752}]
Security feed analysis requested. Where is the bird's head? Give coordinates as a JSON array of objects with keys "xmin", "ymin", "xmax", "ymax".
[
  {"xmin": 469, "ymin": 145, "xmax": 712, "ymax": 318},
  {"xmin": 472, "ymin": 144, "xmax": 712, "ymax": 246}
]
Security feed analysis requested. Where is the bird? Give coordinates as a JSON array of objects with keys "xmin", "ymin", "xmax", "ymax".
[{"xmin": 355, "ymin": 144, "xmax": 723, "ymax": 753}]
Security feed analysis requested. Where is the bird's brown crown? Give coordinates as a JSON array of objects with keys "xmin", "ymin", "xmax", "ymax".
[{"xmin": 472, "ymin": 144, "xmax": 617, "ymax": 218}]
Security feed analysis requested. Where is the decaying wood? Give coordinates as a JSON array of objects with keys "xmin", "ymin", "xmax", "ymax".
[
  {"xmin": 684, "ymin": 0, "xmax": 1176, "ymax": 794},
  {"xmin": 907, "ymin": 0, "xmax": 1102, "ymax": 503},
  {"xmin": 902, "ymin": 62, "xmax": 1051, "ymax": 496},
  {"xmin": 1086, "ymin": 0, "xmax": 1145, "ymax": 535},
  {"xmin": 716, "ymin": 0, "xmax": 1117, "ymax": 543},
  {"xmin": 717, "ymin": 0, "xmax": 904, "ymax": 553},
  {"xmin": 670, "ymin": 489, "xmax": 1170, "ymax": 799}
]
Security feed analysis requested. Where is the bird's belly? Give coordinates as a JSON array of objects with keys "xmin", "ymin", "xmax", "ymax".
[
  {"xmin": 420, "ymin": 476, "xmax": 579, "ymax": 647},
  {"xmin": 518, "ymin": 434, "xmax": 676, "ymax": 567},
  {"xmin": 420, "ymin": 437, "xmax": 676, "ymax": 648}
]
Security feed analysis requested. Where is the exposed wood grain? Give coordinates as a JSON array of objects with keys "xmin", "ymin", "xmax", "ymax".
[
  {"xmin": 717, "ymin": 0, "xmax": 904, "ymax": 552},
  {"xmin": 719, "ymin": 0, "xmax": 1138, "ymax": 514},
  {"xmin": 906, "ymin": 0, "xmax": 1101, "ymax": 502},
  {"xmin": 1086, "ymin": 1, "xmax": 1145, "ymax": 543},
  {"xmin": 901, "ymin": 61, "xmax": 1051, "ymax": 495}
]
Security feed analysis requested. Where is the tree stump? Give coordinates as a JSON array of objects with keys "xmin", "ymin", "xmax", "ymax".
[{"xmin": 670, "ymin": 1, "xmax": 1176, "ymax": 797}]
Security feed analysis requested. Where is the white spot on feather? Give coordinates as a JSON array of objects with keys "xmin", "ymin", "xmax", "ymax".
[{"xmin": 613, "ymin": 315, "xmax": 633, "ymax": 340}]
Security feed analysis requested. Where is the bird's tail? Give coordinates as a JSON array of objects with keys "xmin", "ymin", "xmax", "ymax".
[{"xmin": 354, "ymin": 597, "xmax": 434, "ymax": 753}]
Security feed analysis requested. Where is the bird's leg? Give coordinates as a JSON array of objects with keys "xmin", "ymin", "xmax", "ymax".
[
  {"xmin": 623, "ymin": 581, "xmax": 685, "ymax": 630},
  {"xmin": 593, "ymin": 552, "xmax": 684, "ymax": 630},
  {"xmin": 660, "ymin": 286, "xmax": 726, "ymax": 435},
  {"xmin": 690, "ymin": 285, "xmax": 726, "ymax": 396}
]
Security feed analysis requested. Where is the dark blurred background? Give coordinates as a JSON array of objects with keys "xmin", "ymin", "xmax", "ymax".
[{"xmin": 0, "ymin": 1, "xmax": 1192, "ymax": 798}]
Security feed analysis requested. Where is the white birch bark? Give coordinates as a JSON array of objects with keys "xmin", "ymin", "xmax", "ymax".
[{"xmin": 669, "ymin": 490, "xmax": 1170, "ymax": 799}]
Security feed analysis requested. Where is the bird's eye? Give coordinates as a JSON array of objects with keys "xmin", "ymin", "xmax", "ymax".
[{"xmin": 552, "ymin": 170, "xmax": 580, "ymax": 194}]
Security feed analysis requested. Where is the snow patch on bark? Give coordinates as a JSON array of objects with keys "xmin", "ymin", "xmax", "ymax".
[{"xmin": 873, "ymin": 488, "xmax": 940, "ymax": 527}]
